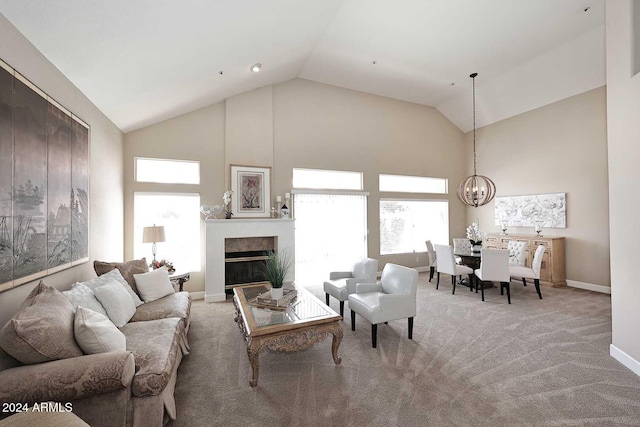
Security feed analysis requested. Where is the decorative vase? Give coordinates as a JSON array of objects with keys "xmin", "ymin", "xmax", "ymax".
[
  {"xmin": 225, "ymin": 211, "xmax": 233, "ymax": 219},
  {"xmin": 472, "ymin": 244, "xmax": 482, "ymax": 253},
  {"xmin": 271, "ymin": 287, "xmax": 284, "ymax": 300}
]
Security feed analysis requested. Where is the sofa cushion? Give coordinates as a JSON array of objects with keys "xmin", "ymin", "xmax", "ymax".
[
  {"xmin": 130, "ymin": 292, "xmax": 191, "ymax": 325},
  {"xmin": 120, "ymin": 317, "xmax": 182, "ymax": 397},
  {"xmin": 0, "ymin": 282, "xmax": 83, "ymax": 364},
  {"xmin": 134, "ymin": 267, "xmax": 175, "ymax": 302},
  {"xmin": 93, "ymin": 281, "xmax": 137, "ymax": 328},
  {"xmin": 74, "ymin": 306, "xmax": 126, "ymax": 354},
  {"xmin": 62, "ymin": 283, "xmax": 108, "ymax": 316},
  {"xmin": 94, "ymin": 258, "xmax": 148, "ymax": 296}
]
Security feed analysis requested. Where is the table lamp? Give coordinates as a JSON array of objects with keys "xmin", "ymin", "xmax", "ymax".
[{"xmin": 142, "ymin": 225, "xmax": 165, "ymax": 264}]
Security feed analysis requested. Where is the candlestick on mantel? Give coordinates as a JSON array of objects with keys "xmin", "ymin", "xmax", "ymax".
[{"xmin": 276, "ymin": 196, "xmax": 282, "ymax": 202}]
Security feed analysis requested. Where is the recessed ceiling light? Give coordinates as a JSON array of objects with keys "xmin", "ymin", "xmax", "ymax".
[
  {"xmin": 250, "ymin": 63, "xmax": 262, "ymax": 73},
  {"xmin": 372, "ymin": 60, "xmax": 377, "ymax": 65}
]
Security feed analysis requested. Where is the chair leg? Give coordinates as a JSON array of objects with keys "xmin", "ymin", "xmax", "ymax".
[
  {"xmin": 500, "ymin": 283, "xmax": 504, "ymax": 295},
  {"xmin": 325, "ymin": 293, "xmax": 330, "ymax": 305},
  {"xmin": 481, "ymin": 277, "xmax": 485, "ymax": 301},
  {"xmin": 534, "ymin": 279, "xmax": 543, "ymax": 299},
  {"xmin": 436, "ymin": 272, "xmax": 440, "ymax": 289},
  {"xmin": 371, "ymin": 324, "xmax": 377, "ymax": 348},
  {"xmin": 339, "ymin": 301, "xmax": 344, "ymax": 318},
  {"xmin": 408, "ymin": 317, "xmax": 413, "ymax": 340},
  {"xmin": 429, "ymin": 267, "xmax": 434, "ymax": 282},
  {"xmin": 504, "ymin": 282, "xmax": 511, "ymax": 304},
  {"xmin": 351, "ymin": 310, "xmax": 356, "ymax": 331},
  {"xmin": 451, "ymin": 275, "xmax": 456, "ymax": 294},
  {"xmin": 469, "ymin": 274, "xmax": 475, "ymax": 292},
  {"xmin": 522, "ymin": 278, "xmax": 527, "ymax": 287}
]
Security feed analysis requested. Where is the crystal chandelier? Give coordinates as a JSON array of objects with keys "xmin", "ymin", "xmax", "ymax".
[{"xmin": 456, "ymin": 73, "xmax": 496, "ymax": 208}]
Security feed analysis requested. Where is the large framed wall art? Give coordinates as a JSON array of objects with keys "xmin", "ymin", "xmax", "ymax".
[
  {"xmin": 494, "ymin": 192, "xmax": 566, "ymax": 228},
  {"xmin": 0, "ymin": 59, "xmax": 89, "ymax": 293},
  {"xmin": 230, "ymin": 165, "xmax": 271, "ymax": 218}
]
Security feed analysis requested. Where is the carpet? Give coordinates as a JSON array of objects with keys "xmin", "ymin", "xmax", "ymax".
[{"xmin": 169, "ymin": 274, "xmax": 640, "ymax": 426}]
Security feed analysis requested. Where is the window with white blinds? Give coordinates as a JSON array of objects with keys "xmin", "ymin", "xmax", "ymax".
[{"xmin": 380, "ymin": 199, "xmax": 449, "ymax": 255}]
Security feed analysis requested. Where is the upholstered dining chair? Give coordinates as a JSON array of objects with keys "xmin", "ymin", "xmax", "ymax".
[
  {"xmin": 507, "ymin": 240, "xmax": 528, "ymax": 266},
  {"xmin": 474, "ymin": 249, "xmax": 511, "ymax": 303},
  {"xmin": 348, "ymin": 263, "xmax": 418, "ymax": 348},
  {"xmin": 425, "ymin": 240, "xmax": 437, "ymax": 282},
  {"xmin": 434, "ymin": 244, "xmax": 473, "ymax": 294},
  {"xmin": 324, "ymin": 257, "xmax": 378, "ymax": 318},
  {"xmin": 452, "ymin": 238, "xmax": 472, "ymax": 254},
  {"xmin": 509, "ymin": 245, "xmax": 545, "ymax": 300}
]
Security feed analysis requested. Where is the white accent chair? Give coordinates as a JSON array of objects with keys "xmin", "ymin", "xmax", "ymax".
[
  {"xmin": 348, "ymin": 263, "xmax": 418, "ymax": 348},
  {"xmin": 324, "ymin": 257, "xmax": 378, "ymax": 318},
  {"xmin": 509, "ymin": 245, "xmax": 545, "ymax": 300},
  {"xmin": 425, "ymin": 240, "xmax": 437, "ymax": 282},
  {"xmin": 474, "ymin": 249, "xmax": 511, "ymax": 303},
  {"xmin": 434, "ymin": 244, "xmax": 473, "ymax": 294},
  {"xmin": 507, "ymin": 240, "xmax": 528, "ymax": 266}
]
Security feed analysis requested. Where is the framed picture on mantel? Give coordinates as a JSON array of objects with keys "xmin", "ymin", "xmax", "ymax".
[{"xmin": 230, "ymin": 165, "xmax": 271, "ymax": 218}]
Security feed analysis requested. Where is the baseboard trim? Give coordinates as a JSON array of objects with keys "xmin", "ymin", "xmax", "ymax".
[
  {"xmin": 566, "ymin": 280, "xmax": 611, "ymax": 294},
  {"xmin": 610, "ymin": 344, "xmax": 640, "ymax": 377},
  {"xmin": 204, "ymin": 293, "xmax": 226, "ymax": 302},
  {"xmin": 189, "ymin": 291, "xmax": 205, "ymax": 300},
  {"xmin": 415, "ymin": 266, "xmax": 429, "ymax": 273}
]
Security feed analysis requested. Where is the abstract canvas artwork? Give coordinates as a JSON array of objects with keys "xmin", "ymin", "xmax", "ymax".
[
  {"xmin": 494, "ymin": 193, "xmax": 566, "ymax": 228},
  {"xmin": 0, "ymin": 59, "xmax": 89, "ymax": 292}
]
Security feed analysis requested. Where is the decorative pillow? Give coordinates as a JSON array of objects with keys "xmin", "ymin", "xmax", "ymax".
[
  {"xmin": 94, "ymin": 259, "xmax": 148, "ymax": 294},
  {"xmin": 62, "ymin": 283, "xmax": 108, "ymax": 316},
  {"xmin": 76, "ymin": 269, "xmax": 143, "ymax": 307},
  {"xmin": 92, "ymin": 280, "xmax": 137, "ymax": 328},
  {"xmin": 0, "ymin": 281, "xmax": 83, "ymax": 364},
  {"xmin": 134, "ymin": 267, "xmax": 175, "ymax": 302},
  {"xmin": 74, "ymin": 307, "xmax": 126, "ymax": 354}
]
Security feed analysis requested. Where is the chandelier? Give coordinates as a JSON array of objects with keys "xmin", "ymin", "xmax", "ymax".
[{"xmin": 456, "ymin": 72, "xmax": 496, "ymax": 208}]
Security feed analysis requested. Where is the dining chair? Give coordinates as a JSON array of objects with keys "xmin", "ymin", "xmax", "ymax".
[
  {"xmin": 507, "ymin": 240, "xmax": 528, "ymax": 266},
  {"xmin": 425, "ymin": 240, "xmax": 437, "ymax": 282},
  {"xmin": 434, "ymin": 244, "xmax": 473, "ymax": 294},
  {"xmin": 453, "ymin": 238, "xmax": 472, "ymax": 254},
  {"xmin": 348, "ymin": 263, "xmax": 418, "ymax": 348},
  {"xmin": 474, "ymin": 249, "xmax": 511, "ymax": 303},
  {"xmin": 509, "ymin": 245, "xmax": 545, "ymax": 299},
  {"xmin": 324, "ymin": 257, "xmax": 379, "ymax": 318}
]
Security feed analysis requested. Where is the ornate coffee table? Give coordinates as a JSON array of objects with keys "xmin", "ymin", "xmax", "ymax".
[{"xmin": 232, "ymin": 284, "xmax": 343, "ymax": 387}]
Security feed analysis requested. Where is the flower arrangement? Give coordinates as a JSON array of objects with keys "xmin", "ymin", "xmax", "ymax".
[
  {"xmin": 152, "ymin": 259, "xmax": 175, "ymax": 272},
  {"xmin": 222, "ymin": 190, "xmax": 233, "ymax": 218},
  {"xmin": 466, "ymin": 223, "xmax": 486, "ymax": 245}
]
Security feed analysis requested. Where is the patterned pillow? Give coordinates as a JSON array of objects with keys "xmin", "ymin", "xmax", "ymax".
[
  {"xmin": 74, "ymin": 307, "xmax": 126, "ymax": 354},
  {"xmin": 0, "ymin": 281, "xmax": 83, "ymax": 364},
  {"xmin": 94, "ymin": 259, "xmax": 148, "ymax": 294},
  {"xmin": 62, "ymin": 283, "xmax": 108, "ymax": 316}
]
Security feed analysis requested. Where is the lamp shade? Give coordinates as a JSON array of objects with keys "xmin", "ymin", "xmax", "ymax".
[{"xmin": 142, "ymin": 225, "xmax": 165, "ymax": 243}]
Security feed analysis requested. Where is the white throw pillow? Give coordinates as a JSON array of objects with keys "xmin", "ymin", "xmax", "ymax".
[
  {"xmin": 62, "ymin": 283, "xmax": 108, "ymax": 317},
  {"xmin": 134, "ymin": 267, "xmax": 175, "ymax": 302},
  {"xmin": 92, "ymin": 280, "xmax": 137, "ymax": 327},
  {"xmin": 74, "ymin": 306, "xmax": 126, "ymax": 354},
  {"xmin": 77, "ymin": 269, "xmax": 144, "ymax": 307}
]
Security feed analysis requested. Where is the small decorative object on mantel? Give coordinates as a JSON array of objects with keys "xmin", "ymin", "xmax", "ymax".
[
  {"xmin": 280, "ymin": 193, "xmax": 291, "ymax": 218},
  {"xmin": 466, "ymin": 222, "xmax": 486, "ymax": 252},
  {"xmin": 260, "ymin": 250, "xmax": 292, "ymax": 300},
  {"xmin": 223, "ymin": 190, "xmax": 233, "ymax": 219}
]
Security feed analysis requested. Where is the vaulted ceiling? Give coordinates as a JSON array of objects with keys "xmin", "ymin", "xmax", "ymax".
[{"xmin": 0, "ymin": 0, "xmax": 605, "ymax": 133}]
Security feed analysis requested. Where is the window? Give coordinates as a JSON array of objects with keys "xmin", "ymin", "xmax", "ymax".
[
  {"xmin": 134, "ymin": 193, "xmax": 201, "ymax": 271},
  {"xmin": 135, "ymin": 158, "xmax": 200, "ymax": 185},
  {"xmin": 380, "ymin": 199, "xmax": 449, "ymax": 255},
  {"xmin": 293, "ymin": 168, "xmax": 362, "ymax": 190},
  {"xmin": 379, "ymin": 174, "xmax": 447, "ymax": 194}
]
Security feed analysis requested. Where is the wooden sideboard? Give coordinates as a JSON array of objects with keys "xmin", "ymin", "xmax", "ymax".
[{"xmin": 484, "ymin": 234, "xmax": 566, "ymax": 287}]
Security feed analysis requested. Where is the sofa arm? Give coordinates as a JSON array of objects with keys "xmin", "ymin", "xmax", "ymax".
[
  {"xmin": 0, "ymin": 351, "xmax": 135, "ymax": 404},
  {"xmin": 355, "ymin": 282, "xmax": 382, "ymax": 293}
]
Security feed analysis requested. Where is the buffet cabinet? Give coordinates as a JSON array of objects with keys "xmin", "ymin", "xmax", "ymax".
[{"xmin": 484, "ymin": 234, "xmax": 566, "ymax": 287}]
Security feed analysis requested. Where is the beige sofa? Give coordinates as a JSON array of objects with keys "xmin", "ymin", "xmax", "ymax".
[{"xmin": 0, "ymin": 263, "xmax": 191, "ymax": 427}]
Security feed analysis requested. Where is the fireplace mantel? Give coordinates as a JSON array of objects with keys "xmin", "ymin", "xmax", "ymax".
[{"xmin": 204, "ymin": 219, "xmax": 295, "ymax": 302}]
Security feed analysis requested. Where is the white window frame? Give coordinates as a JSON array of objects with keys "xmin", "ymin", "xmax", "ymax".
[
  {"xmin": 293, "ymin": 168, "xmax": 363, "ymax": 191},
  {"xmin": 135, "ymin": 157, "xmax": 200, "ymax": 185},
  {"xmin": 379, "ymin": 174, "xmax": 448, "ymax": 194}
]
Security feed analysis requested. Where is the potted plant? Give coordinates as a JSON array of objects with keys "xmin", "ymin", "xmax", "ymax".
[{"xmin": 261, "ymin": 250, "xmax": 291, "ymax": 300}]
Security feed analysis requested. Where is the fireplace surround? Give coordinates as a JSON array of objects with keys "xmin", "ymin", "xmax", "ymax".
[{"xmin": 204, "ymin": 219, "xmax": 295, "ymax": 302}]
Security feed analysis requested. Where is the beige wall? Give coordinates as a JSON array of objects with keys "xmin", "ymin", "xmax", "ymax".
[
  {"xmin": 463, "ymin": 87, "xmax": 610, "ymax": 288},
  {"xmin": 123, "ymin": 78, "xmax": 467, "ymax": 292},
  {"xmin": 0, "ymin": 16, "xmax": 124, "ymax": 326},
  {"xmin": 607, "ymin": 1, "xmax": 640, "ymax": 366}
]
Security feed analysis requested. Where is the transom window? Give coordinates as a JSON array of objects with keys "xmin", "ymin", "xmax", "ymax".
[
  {"xmin": 293, "ymin": 168, "xmax": 362, "ymax": 190},
  {"xmin": 379, "ymin": 174, "xmax": 447, "ymax": 194},
  {"xmin": 135, "ymin": 157, "xmax": 200, "ymax": 185}
]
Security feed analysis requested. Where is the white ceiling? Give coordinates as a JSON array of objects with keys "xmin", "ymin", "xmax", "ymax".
[{"xmin": 0, "ymin": 0, "xmax": 605, "ymax": 133}]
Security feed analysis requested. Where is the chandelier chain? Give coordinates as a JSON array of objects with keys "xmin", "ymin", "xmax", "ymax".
[{"xmin": 472, "ymin": 73, "xmax": 477, "ymax": 176}]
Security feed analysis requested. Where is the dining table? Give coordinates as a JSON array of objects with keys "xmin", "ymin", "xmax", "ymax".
[{"xmin": 453, "ymin": 250, "xmax": 494, "ymax": 289}]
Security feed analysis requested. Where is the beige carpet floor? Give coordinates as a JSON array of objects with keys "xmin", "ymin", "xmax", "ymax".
[{"xmin": 169, "ymin": 274, "xmax": 640, "ymax": 426}]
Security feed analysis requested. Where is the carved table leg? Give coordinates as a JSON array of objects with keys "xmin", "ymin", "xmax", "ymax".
[
  {"xmin": 330, "ymin": 323, "xmax": 343, "ymax": 365},
  {"xmin": 247, "ymin": 339, "xmax": 261, "ymax": 387}
]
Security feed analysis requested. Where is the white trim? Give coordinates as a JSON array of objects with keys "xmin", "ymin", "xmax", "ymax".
[
  {"xmin": 0, "ymin": 58, "xmax": 13, "ymax": 74},
  {"xmin": 567, "ymin": 279, "xmax": 611, "ymax": 294},
  {"xmin": 15, "ymin": 71, "xmax": 46, "ymax": 98},
  {"xmin": 415, "ymin": 266, "xmax": 430, "ymax": 273},
  {"xmin": 189, "ymin": 291, "xmax": 205, "ymax": 300},
  {"xmin": 205, "ymin": 293, "xmax": 227, "ymax": 302},
  {"xmin": 610, "ymin": 344, "xmax": 640, "ymax": 378},
  {"xmin": 291, "ymin": 189, "xmax": 369, "ymax": 196}
]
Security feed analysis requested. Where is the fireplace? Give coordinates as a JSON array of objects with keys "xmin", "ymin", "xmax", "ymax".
[{"xmin": 204, "ymin": 219, "xmax": 295, "ymax": 302}]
